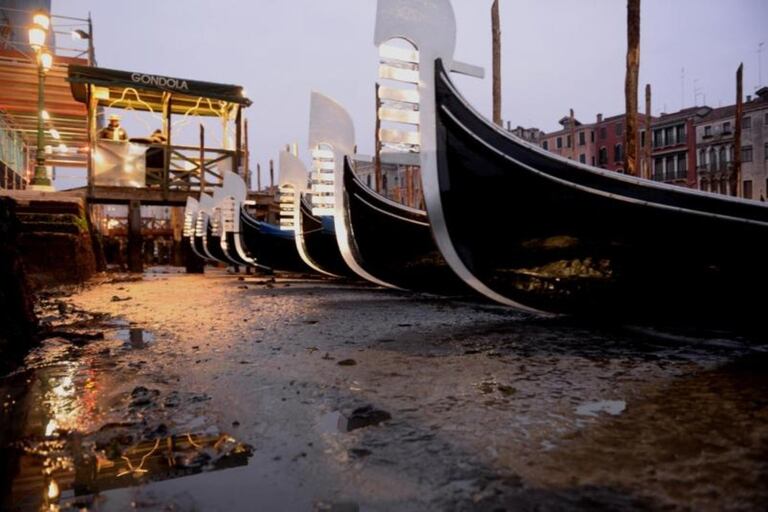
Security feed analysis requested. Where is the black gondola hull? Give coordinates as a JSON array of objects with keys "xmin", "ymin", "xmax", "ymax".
[
  {"xmin": 298, "ymin": 196, "xmax": 352, "ymax": 277},
  {"xmin": 433, "ymin": 59, "xmax": 768, "ymax": 323},
  {"xmin": 240, "ymin": 209, "xmax": 310, "ymax": 273},
  {"xmin": 343, "ymin": 158, "xmax": 472, "ymax": 296}
]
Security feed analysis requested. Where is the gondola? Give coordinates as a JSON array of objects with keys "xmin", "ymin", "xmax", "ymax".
[
  {"xmin": 296, "ymin": 194, "xmax": 351, "ymax": 277},
  {"xmin": 183, "ymin": 196, "xmax": 209, "ymax": 262},
  {"xmin": 376, "ymin": 0, "xmax": 768, "ymax": 323},
  {"xmin": 192, "ymin": 193, "xmax": 220, "ymax": 263},
  {"xmin": 341, "ymin": 156, "xmax": 474, "ymax": 295},
  {"xmin": 239, "ymin": 154, "xmax": 312, "ymax": 273},
  {"xmin": 294, "ymin": 92, "xmax": 357, "ymax": 278},
  {"xmin": 204, "ymin": 188, "xmax": 236, "ymax": 265},
  {"xmin": 218, "ymin": 171, "xmax": 261, "ymax": 268}
]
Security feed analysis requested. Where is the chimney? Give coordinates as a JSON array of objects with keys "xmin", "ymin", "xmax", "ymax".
[
  {"xmin": 506, "ymin": 121, "xmax": 511, "ymax": 130},
  {"xmin": 746, "ymin": 95, "xmax": 752, "ymax": 102},
  {"xmin": 596, "ymin": 113, "xmax": 603, "ymax": 123}
]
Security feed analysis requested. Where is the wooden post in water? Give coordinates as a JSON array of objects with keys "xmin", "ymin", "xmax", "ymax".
[
  {"xmin": 199, "ymin": 124, "xmax": 206, "ymax": 195},
  {"xmin": 375, "ymin": 83, "xmax": 383, "ymax": 192},
  {"xmin": 269, "ymin": 159, "xmax": 275, "ymax": 191},
  {"xmin": 733, "ymin": 63, "xmax": 743, "ymax": 196},
  {"xmin": 244, "ymin": 118, "xmax": 251, "ymax": 188},
  {"xmin": 127, "ymin": 200, "xmax": 143, "ymax": 273},
  {"xmin": 491, "ymin": 0, "xmax": 502, "ymax": 126},
  {"xmin": 256, "ymin": 163, "xmax": 262, "ymax": 191},
  {"xmin": 624, "ymin": 0, "xmax": 641, "ymax": 176},
  {"xmin": 569, "ymin": 108, "xmax": 577, "ymax": 160},
  {"xmin": 644, "ymin": 84, "xmax": 652, "ymax": 180}
]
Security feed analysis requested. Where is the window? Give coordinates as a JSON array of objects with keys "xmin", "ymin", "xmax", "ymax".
[
  {"xmin": 723, "ymin": 121, "xmax": 731, "ymax": 134},
  {"xmin": 615, "ymin": 123, "xmax": 623, "ymax": 136},
  {"xmin": 579, "ymin": 153, "xmax": 586, "ymax": 164},
  {"xmin": 614, "ymin": 143, "xmax": 623, "ymax": 162},
  {"xmin": 765, "ymin": 143, "xmax": 768, "ymax": 160},
  {"xmin": 653, "ymin": 129, "xmax": 663, "ymax": 148},
  {"xmin": 654, "ymin": 158, "xmax": 663, "ymax": 179},
  {"xmin": 598, "ymin": 147, "xmax": 608, "ymax": 165},
  {"xmin": 591, "ymin": 156, "xmax": 596, "ymax": 166},
  {"xmin": 742, "ymin": 145, "xmax": 753, "ymax": 162},
  {"xmin": 590, "ymin": 131, "xmax": 595, "ymax": 143},
  {"xmin": 744, "ymin": 180, "xmax": 752, "ymax": 199},
  {"xmin": 567, "ymin": 135, "xmax": 571, "ymax": 148},
  {"xmin": 677, "ymin": 153, "xmax": 687, "ymax": 177},
  {"xmin": 676, "ymin": 125, "xmax": 685, "ymax": 144},
  {"xmin": 556, "ymin": 137, "xmax": 562, "ymax": 149},
  {"xmin": 579, "ymin": 131, "xmax": 586, "ymax": 146},
  {"xmin": 542, "ymin": 140, "xmax": 549, "ymax": 150},
  {"xmin": 664, "ymin": 127, "xmax": 674, "ymax": 145},
  {"xmin": 719, "ymin": 146, "xmax": 726, "ymax": 169},
  {"xmin": 698, "ymin": 149, "xmax": 706, "ymax": 167},
  {"xmin": 744, "ymin": 180, "xmax": 753, "ymax": 199},
  {"xmin": 366, "ymin": 174, "xmax": 371, "ymax": 187},
  {"xmin": 640, "ymin": 130, "xmax": 646, "ymax": 148},
  {"xmin": 704, "ymin": 125, "xmax": 712, "ymax": 137},
  {"xmin": 600, "ymin": 127, "xmax": 607, "ymax": 140},
  {"xmin": 665, "ymin": 155, "xmax": 675, "ymax": 179},
  {"xmin": 742, "ymin": 116, "xmax": 751, "ymax": 129}
]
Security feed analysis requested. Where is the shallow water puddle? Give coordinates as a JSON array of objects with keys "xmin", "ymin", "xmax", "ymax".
[{"xmin": 0, "ymin": 320, "xmax": 252, "ymax": 511}]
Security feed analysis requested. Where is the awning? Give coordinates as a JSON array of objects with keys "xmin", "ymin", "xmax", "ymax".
[
  {"xmin": 0, "ymin": 49, "xmax": 89, "ymax": 168},
  {"xmin": 68, "ymin": 65, "xmax": 252, "ymax": 116}
]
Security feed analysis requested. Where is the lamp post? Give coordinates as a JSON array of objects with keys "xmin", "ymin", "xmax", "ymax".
[{"xmin": 28, "ymin": 11, "xmax": 53, "ymax": 189}]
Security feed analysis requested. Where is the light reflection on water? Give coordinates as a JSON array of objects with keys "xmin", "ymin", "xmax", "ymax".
[{"xmin": 0, "ymin": 324, "xmax": 251, "ymax": 512}]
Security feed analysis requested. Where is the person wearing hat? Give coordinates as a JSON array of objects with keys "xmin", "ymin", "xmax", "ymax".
[{"xmin": 99, "ymin": 114, "xmax": 128, "ymax": 141}]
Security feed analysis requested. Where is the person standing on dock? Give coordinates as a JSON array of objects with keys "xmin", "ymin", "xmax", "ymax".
[{"xmin": 99, "ymin": 114, "xmax": 128, "ymax": 141}]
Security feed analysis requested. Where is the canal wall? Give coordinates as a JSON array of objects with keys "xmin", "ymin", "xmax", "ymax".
[
  {"xmin": 1, "ymin": 191, "xmax": 98, "ymax": 289},
  {"xmin": 0, "ymin": 197, "xmax": 37, "ymax": 354}
]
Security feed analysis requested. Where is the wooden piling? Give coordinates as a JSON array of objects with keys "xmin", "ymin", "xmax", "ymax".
[
  {"xmin": 624, "ymin": 0, "xmax": 641, "ymax": 176},
  {"xmin": 256, "ymin": 163, "xmax": 262, "ymax": 191},
  {"xmin": 269, "ymin": 159, "xmax": 275, "ymax": 191},
  {"xmin": 199, "ymin": 124, "xmax": 206, "ymax": 195},
  {"xmin": 127, "ymin": 200, "xmax": 143, "ymax": 273},
  {"xmin": 733, "ymin": 63, "xmax": 743, "ymax": 196},
  {"xmin": 375, "ymin": 83, "xmax": 383, "ymax": 192},
  {"xmin": 491, "ymin": 0, "xmax": 502, "ymax": 126},
  {"xmin": 645, "ymin": 83, "xmax": 652, "ymax": 180},
  {"xmin": 569, "ymin": 108, "xmax": 577, "ymax": 160}
]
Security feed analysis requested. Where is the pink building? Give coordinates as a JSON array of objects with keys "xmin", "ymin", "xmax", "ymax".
[{"xmin": 540, "ymin": 117, "xmax": 598, "ymax": 167}]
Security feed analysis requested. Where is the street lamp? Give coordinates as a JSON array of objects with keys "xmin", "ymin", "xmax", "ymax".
[{"xmin": 28, "ymin": 11, "xmax": 53, "ymax": 189}]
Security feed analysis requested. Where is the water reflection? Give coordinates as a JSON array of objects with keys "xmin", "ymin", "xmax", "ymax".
[{"xmin": 0, "ymin": 324, "xmax": 251, "ymax": 512}]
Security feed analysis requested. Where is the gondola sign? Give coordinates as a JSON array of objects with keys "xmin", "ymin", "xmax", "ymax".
[{"xmin": 130, "ymin": 73, "xmax": 189, "ymax": 92}]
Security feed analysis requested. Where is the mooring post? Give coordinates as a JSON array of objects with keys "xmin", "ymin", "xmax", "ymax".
[
  {"xmin": 491, "ymin": 0, "xmax": 502, "ymax": 126},
  {"xmin": 645, "ymin": 83, "xmax": 652, "ymax": 180},
  {"xmin": 127, "ymin": 200, "xmax": 143, "ymax": 273},
  {"xmin": 733, "ymin": 63, "xmax": 743, "ymax": 196},
  {"xmin": 375, "ymin": 83, "xmax": 383, "ymax": 192},
  {"xmin": 269, "ymin": 159, "xmax": 275, "ymax": 191}
]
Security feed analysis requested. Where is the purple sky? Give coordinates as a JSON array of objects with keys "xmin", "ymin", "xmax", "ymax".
[{"xmin": 54, "ymin": 0, "xmax": 767, "ymax": 186}]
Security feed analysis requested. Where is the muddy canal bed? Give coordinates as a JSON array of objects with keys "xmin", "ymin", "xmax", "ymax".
[{"xmin": 2, "ymin": 268, "xmax": 768, "ymax": 511}]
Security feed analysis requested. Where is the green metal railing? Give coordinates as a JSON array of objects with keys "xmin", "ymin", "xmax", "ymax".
[{"xmin": 0, "ymin": 114, "xmax": 26, "ymax": 185}]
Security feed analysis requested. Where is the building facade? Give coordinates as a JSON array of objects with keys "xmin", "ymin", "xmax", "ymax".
[
  {"xmin": 650, "ymin": 106, "xmax": 711, "ymax": 188},
  {"xmin": 695, "ymin": 87, "xmax": 768, "ymax": 199},
  {"xmin": 593, "ymin": 112, "xmax": 652, "ymax": 174},
  {"xmin": 539, "ymin": 116, "xmax": 597, "ymax": 166}
]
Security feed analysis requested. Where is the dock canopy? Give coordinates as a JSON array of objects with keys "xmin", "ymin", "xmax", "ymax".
[{"xmin": 67, "ymin": 65, "xmax": 252, "ymax": 115}]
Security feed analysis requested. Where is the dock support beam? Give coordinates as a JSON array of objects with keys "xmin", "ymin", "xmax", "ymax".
[{"xmin": 127, "ymin": 200, "xmax": 143, "ymax": 273}]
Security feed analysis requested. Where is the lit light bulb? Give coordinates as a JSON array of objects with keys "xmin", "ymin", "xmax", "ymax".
[
  {"xmin": 39, "ymin": 51, "xmax": 53, "ymax": 71},
  {"xmin": 49, "ymin": 128, "xmax": 60, "ymax": 140},
  {"xmin": 41, "ymin": 110, "xmax": 50, "ymax": 120},
  {"xmin": 33, "ymin": 13, "xmax": 51, "ymax": 31},
  {"xmin": 47, "ymin": 479, "xmax": 60, "ymax": 500},
  {"xmin": 28, "ymin": 26, "xmax": 45, "ymax": 50}
]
